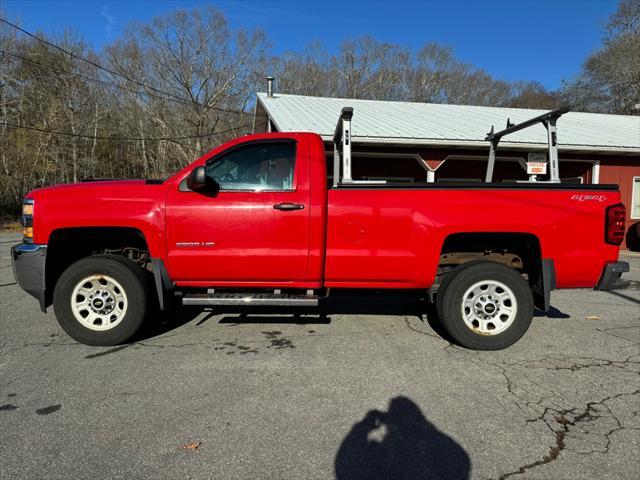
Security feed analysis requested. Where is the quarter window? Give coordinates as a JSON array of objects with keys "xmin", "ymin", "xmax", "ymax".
[{"xmin": 206, "ymin": 142, "xmax": 296, "ymax": 191}]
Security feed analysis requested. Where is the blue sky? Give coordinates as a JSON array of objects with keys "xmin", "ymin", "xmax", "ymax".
[{"xmin": 2, "ymin": 0, "xmax": 619, "ymax": 90}]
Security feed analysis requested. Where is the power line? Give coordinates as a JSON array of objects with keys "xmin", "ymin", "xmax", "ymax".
[
  {"xmin": 1, "ymin": 50, "xmax": 150, "ymax": 99},
  {"xmin": 0, "ymin": 17, "xmax": 192, "ymax": 103},
  {"xmin": 0, "ymin": 121, "xmax": 253, "ymax": 142},
  {"xmin": 1, "ymin": 49, "xmax": 254, "ymax": 115},
  {"xmin": 0, "ymin": 18, "xmax": 254, "ymax": 116}
]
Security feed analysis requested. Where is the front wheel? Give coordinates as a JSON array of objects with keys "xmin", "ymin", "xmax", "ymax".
[
  {"xmin": 436, "ymin": 261, "xmax": 534, "ymax": 350},
  {"xmin": 53, "ymin": 255, "xmax": 150, "ymax": 346}
]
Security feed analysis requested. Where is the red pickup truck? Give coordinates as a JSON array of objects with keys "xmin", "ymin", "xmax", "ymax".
[{"xmin": 11, "ymin": 130, "xmax": 629, "ymax": 350}]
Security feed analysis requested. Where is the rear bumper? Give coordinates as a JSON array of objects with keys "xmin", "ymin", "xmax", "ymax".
[
  {"xmin": 595, "ymin": 261, "xmax": 629, "ymax": 291},
  {"xmin": 11, "ymin": 243, "xmax": 47, "ymax": 311}
]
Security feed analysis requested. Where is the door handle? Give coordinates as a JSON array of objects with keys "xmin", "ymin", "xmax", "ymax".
[{"xmin": 273, "ymin": 203, "xmax": 305, "ymax": 211}]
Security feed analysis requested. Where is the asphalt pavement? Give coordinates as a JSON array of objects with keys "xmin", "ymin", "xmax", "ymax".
[{"xmin": 1, "ymin": 231, "xmax": 638, "ymax": 479}]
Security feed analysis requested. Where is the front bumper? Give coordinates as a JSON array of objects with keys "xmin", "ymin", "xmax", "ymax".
[
  {"xmin": 595, "ymin": 261, "xmax": 629, "ymax": 291},
  {"xmin": 11, "ymin": 243, "xmax": 47, "ymax": 311}
]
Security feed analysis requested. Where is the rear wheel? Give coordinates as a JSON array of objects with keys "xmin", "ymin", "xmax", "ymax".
[
  {"xmin": 53, "ymin": 255, "xmax": 150, "ymax": 346},
  {"xmin": 436, "ymin": 261, "xmax": 534, "ymax": 350}
]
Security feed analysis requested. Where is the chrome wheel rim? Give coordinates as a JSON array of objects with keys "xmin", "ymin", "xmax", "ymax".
[
  {"xmin": 461, "ymin": 280, "xmax": 517, "ymax": 335},
  {"xmin": 70, "ymin": 275, "xmax": 128, "ymax": 331}
]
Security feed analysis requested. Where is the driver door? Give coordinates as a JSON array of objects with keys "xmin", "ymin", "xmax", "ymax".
[{"xmin": 165, "ymin": 139, "xmax": 310, "ymax": 284}]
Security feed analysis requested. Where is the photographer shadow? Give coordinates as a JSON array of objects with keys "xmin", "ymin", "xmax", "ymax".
[{"xmin": 335, "ymin": 396, "xmax": 470, "ymax": 480}]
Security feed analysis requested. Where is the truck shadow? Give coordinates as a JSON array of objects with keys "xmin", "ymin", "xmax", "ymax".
[
  {"xmin": 137, "ymin": 291, "xmax": 438, "ymax": 341},
  {"xmin": 335, "ymin": 396, "xmax": 470, "ymax": 480},
  {"xmin": 137, "ymin": 292, "xmax": 568, "ymax": 343},
  {"xmin": 213, "ymin": 291, "xmax": 441, "ymax": 330},
  {"xmin": 534, "ymin": 305, "xmax": 570, "ymax": 319},
  {"xmin": 606, "ymin": 289, "xmax": 640, "ymax": 305},
  {"xmin": 218, "ymin": 312, "xmax": 332, "ymax": 325}
]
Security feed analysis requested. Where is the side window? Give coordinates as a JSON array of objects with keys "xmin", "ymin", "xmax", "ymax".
[{"xmin": 206, "ymin": 142, "xmax": 296, "ymax": 191}]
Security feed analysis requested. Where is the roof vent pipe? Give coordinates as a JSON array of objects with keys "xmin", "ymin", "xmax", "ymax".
[{"xmin": 266, "ymin": 76, "xmax": 274, "ymax": 97}]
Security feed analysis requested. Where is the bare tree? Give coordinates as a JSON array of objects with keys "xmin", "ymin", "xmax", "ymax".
[
  {"xmin": 334, "ymin": 37, "xmax": 409, "ymax": 100},
  {"xmin": 562, "ymin": 0, "xmax": 639, "ymax": 114},
  {"xmin": 272, "ymin": 42, "xmax": 339, "ymax": 97},
  {"xmin": 105, "ymin": 7, "xmax": 268, "ymax": 171},
  {"xmin": 507, "ymin": 81, "xmax": 560, "ymax": 109},
  {"xmin": 410, "ymin": 43, "xmax": 463, "ymax": 103}
]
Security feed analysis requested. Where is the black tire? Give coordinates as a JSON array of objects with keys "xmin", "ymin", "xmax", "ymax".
[
  {"xmin": 435, "ymin": 261, "xmax": 534, "ymax": 350},
  {"xmin": 53, "ymin": 254, "xmax": 151, "ymax": 346}
]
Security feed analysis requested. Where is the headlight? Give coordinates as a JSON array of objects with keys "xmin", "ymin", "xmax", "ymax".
[
  {"xmin": 21, "ymin": 199, "xmax": 34, "ymax": 243},
  {"xmin": 22, "ymin": 202, "xmax": 34, "ymax": 216}
]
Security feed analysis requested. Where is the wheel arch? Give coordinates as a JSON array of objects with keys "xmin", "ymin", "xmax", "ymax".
[
  {"xmin": 436, "ymin": 231, "xmax": 554, "ymax": 312},
  {"xmin": 44, "ymin": 226, "xmax": 158, "ymax": 309}
]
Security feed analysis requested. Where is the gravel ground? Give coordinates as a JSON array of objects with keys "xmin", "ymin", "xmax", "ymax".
[{"xmin": 1, "ymin": 231, "xmax": 638, "ymax": 480}]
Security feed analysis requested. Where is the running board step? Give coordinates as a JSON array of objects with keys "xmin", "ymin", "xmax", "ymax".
[{"xmin": 181, "ymin": 293, "xmax": 319, "ymax": 307}]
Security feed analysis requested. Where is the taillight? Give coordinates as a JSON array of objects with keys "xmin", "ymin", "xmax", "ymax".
[{"xmin": 605, "ymin": 203, "xmax": 625, "ymax": 245}]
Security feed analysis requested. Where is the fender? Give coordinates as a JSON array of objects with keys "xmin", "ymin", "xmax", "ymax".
[{"xmin": 27, "ymin": 180, "xmax": 170, "ymax": 259}]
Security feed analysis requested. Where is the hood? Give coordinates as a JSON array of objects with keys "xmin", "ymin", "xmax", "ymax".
[
  {"xmin": 26, "ymin": 180, "xmax": 161, "ymax": 199},
  {"xmin": 26, "ymin": 180, "xmax": 165, "ymax": 202}
]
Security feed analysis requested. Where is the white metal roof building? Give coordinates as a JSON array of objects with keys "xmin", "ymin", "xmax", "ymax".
[{"xmin": 254, "ymin": 92, "xmax": 640, "ymax": 154}]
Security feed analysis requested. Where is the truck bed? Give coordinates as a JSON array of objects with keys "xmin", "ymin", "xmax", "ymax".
[{"xmin": 325, "ymin": 183, "xmax": 620, "ymax": 289}]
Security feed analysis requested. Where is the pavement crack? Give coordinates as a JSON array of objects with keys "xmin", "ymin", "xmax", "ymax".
[
  {"xmin": 596, "ymin": 326, "xmax": 640, "ymax": 345},
  {"xmin": 496, "ymin": 389, "xmax": 640, "ymax": 479},
  {"xmin": 497, "ymin": 430, "xmax": 566, "ymax": 480},
  {"xmin": 402, "ymin": 317, "xmax": 447, "ymax": 342},
  {"xmin": 444, "ymin": 347, "xmax": 640, "ymax": 480}
]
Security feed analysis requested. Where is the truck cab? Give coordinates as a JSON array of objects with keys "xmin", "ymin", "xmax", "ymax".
[{"xmin": 165, "ymin": 133, "xmax": 327, "ymax": 288}]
